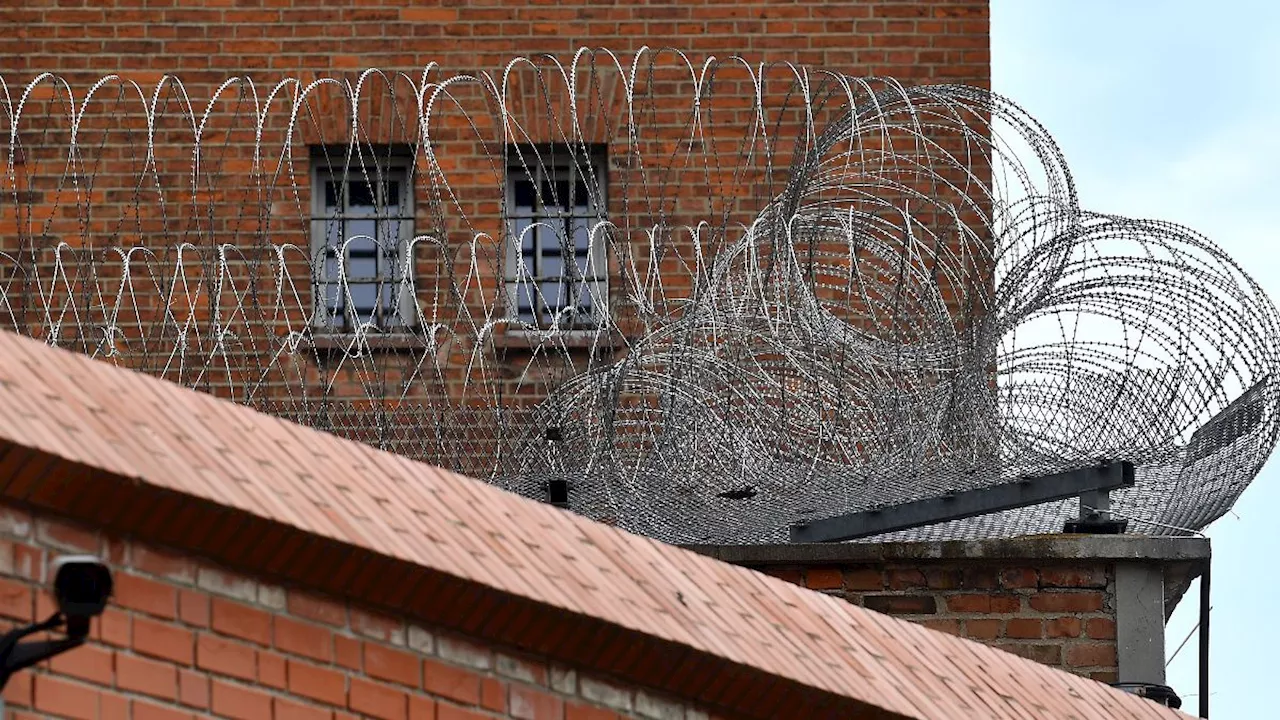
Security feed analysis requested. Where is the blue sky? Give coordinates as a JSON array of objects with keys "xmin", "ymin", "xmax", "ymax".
[{"xmin": 992, "ymin": 2, "xmax": 1280, "ymax": 716}]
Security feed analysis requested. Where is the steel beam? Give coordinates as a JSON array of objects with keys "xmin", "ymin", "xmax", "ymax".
[{"xmin": 789, "ymin": 461, "xmax": 1136, "ymax": 543}]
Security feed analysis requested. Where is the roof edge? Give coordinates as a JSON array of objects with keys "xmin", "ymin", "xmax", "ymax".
[
  {"xmin": 8, "ymin": 450, "xmax": 910, "ymax": 720},
  {"xmin": 682, "ymin": 534, "xmax": 1211, "ymax": 566}
]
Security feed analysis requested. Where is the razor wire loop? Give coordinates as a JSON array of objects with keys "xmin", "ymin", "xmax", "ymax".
[{"xmin": 1, "ymin": 49, "xmax": 1277, "ymax": 543}]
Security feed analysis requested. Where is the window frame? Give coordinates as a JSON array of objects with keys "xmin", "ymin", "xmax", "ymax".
[
  {"xmin": 503, "ymin": 144, "xmax": 610, "ymax": 332},
  {"xmin": 309, "ymin": 149, "xmax": 416, "ymax": 333}
]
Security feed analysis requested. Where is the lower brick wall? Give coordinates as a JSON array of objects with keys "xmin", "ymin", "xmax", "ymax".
[
  {"xmin": 0, "ymin": 506, "xmax": 714, "ymax": 720},
  {"xmin": 752, "ymin": 561, "xmax": 1119, "ymax": 683}
]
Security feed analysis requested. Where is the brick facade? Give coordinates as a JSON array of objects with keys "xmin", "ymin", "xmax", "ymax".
[
  {"xmin": 0, "ymin": 507, "xmax": 712, "ymax": 720},
  {"xmin": 2, "ymin": 3, "xmax": 989, "ymax": 83},
  {"xmin": 758, "ymin": 561, "xmax": 1121, "ymax": 683},
  {"xmin": 0, "ymin": 505, "xmax": 1166, "ymax": 719},
  {"xmin": 1, "ymin": 2, "xmax": 991, "ymax": 474}
]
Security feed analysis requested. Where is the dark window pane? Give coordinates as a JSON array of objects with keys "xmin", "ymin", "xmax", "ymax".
[
  {"xmin": 514, "ymin": 178, "xmax": 536, "ymax": 208},
  {"xmin": 349, "ymin": 180, "xmax": 375, "ymax": 206},
  {"xmin": 324, "ymin": 181, "xmax": 341, "ymax": 209},
  {"xmin": 384, "ymin": 181, "xmax": 400, "ymax": 207},
  {"xmin": 574, "ymin": 177, "xmax": 591, "ymax": 209},
  {"xmin": 541, "ymin": 179, "xmax": 570, "ymax": 210}
]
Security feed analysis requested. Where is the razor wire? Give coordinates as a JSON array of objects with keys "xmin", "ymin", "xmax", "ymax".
[{"xmin": 2, "ymin": 48, "xmax": 1277, "ymax": 544}]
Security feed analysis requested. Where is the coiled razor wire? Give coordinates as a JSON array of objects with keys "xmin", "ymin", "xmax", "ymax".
[{"xmin": 2, "ymin": 49, "xmax": 1277, "ymax": 544}]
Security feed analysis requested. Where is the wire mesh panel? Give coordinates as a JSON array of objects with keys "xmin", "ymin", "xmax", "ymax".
[{"xmin": 2, "ymin": 50, "xmax": 1277, "ymax": 544}]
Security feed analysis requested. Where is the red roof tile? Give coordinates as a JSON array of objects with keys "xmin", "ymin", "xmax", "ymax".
[{"xmin": 0, "ymin": 330, "xmax": 1183, "ymax": 720}]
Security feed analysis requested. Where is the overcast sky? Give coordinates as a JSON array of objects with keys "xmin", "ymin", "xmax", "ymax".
[{"xmin": 992, "ymin": 2, "xmax": 1280, "ymax": 716}]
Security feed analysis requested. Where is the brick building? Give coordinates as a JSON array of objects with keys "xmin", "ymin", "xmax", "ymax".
[
  {"xmin": 0, "ymin": 3, "xmax": 1214, "ymax": 715},
  {"xmin": 0, "ymin": 329, "xmax": 1186, "ymax": 719},
  {"xmin": 0, "ymin": 1, "xmax": 991, "ymax": 469}
]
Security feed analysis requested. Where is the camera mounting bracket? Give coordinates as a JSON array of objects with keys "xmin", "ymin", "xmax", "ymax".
[{"xmin": 0, "ymin": 613, "xmax": 86, "ymax": 691}]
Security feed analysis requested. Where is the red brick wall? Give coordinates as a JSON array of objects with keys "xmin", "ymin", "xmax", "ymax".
[
  {"xmin": 1, "ymin": 2, "xmax": 989, "ymax": 83},
  {"xmin": 0, "ymin": 505, "xmax": 715, "ymax": 720},
  {"xmin": 0, "ymin": 2, "xmax": 992, "ymax": 482},
  {"xmin": 755, "ymin": 561, "xmax": 1120, "ymax": 683}
]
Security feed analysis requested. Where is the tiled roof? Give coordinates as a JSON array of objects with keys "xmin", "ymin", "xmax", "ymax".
[{"xmin": 0, "ymin": 330, "xmax": 1181, "ymax": 720}]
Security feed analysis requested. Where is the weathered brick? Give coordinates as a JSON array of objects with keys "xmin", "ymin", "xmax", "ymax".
[
  {"xmin": 288, "ymin": 592, "xmax": 348, "ymax": 627},
  {"xmin": 920, "ymin": 619, "xmax": 961, "ymax": 636},
  {"xmin": 1040, "ymin": 567, "xmax": 1107, "ymax": 588},
  {"xmin": 36, "ymin": 518, "xmax": 100, "ymax": 553},
  {"xmin": 352, "ymin": 608, "xmax": 406, "ymax": 645},
  {"xmin": 997, "ymin": 643, "xmax": 1062, "ymax": 666},
  {"xmin": 1028, "ymin": 592, "xmax": 1104, "ymax": 613},
  {"xmin": 963, "ymin": 619, "xmax": 1000, "ymax": 640},
  {"xmin": 211, "ymin": 598, "xmax": 273, "ymax": 646},
  {"xmin": 1046, "ymin": 617, "xmax": 1082, "ymax": 638},
  {"xmin": 114, "ymin": 572, "xmax": 178, "ymax": 619},
  {"xmin": 945, "ymin": 593, "xmax": 1019, "ymax": 614},
  {"xmin": 511, "ymin": 685, "xmax": 565, "ymax": 720},
  {"xmin": 495, "ymin": 653, "xmax": 547, "ymax": 685},
  {"xmin": 864, "ymin": 595, "xmax": 937, "ymax": 615},
  {"xmin": 844, "ymin": 567, "xmax": 886, "ymax": 590},
  {"xmin": 196, "ymin": 567, "xmax": 258, "ymax": 603},
  {"xmin": 887, "ymin": 568, "xmax": 926, "ymax": 590},
  {"xmin": 999, "ymin": 568, "xmax": 1037, "ymax": 589},
  {"xmin": 1085, "ymin": 617, "xmax": 1117, "ymax": 640},
  {"xmin": 423, "ymin": 658, "xmax": 481, "ymax": 705},
  {"xmin": 365, "ymin": 642, "xmax": 421, "ymax": 688},
  {"xmin": 1005, "ymin": 618, "xmax": 1042, "ymax": 639},
  {"xmin": 132, "ymin": 546, "xmax": 196, "ymax": 583},
  {"xmin": 804, "ymin": 566, "xmax": 844, "ymax": 590},
  {"xmin": 275, "ymin": 615, "xmax": 333, "ymax": 662},
  {"xmin": 580, "ymin": 676, "xmax": 632, "ymax": 711},
  {"xmin": 1067, "ymin": 643, "xmax": 1117, "ymax": 668}
]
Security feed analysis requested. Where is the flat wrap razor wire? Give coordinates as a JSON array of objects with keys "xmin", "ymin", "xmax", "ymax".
[{"xmin": 2, "ymin": 49, "xmax": 1277, "ymax": 544}]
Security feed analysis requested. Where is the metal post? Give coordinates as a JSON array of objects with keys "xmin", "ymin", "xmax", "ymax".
[{"xmin": 1199, "ymin": 562, "xmax": 1211, "ymax": 719}]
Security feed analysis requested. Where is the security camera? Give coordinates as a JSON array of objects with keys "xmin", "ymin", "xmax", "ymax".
[
  {"xmin": 0, "ymin": 555, "xmax": 114, "ymax": 691},
  {"xmin": 50, "ymin": 556, "xmax": 113, "ymax": 638}
]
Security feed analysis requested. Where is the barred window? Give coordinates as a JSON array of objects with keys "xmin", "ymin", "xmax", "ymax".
[
  {"xmin": 310, "ymin": 151, "xmax": 414, "ymax": 331},
  {"xmin": 505, "ymin": 145, "xmax": 608, "ymax": 330}
]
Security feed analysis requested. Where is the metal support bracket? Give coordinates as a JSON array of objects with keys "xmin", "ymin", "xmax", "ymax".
[
  {"xmin": 789, "ymin": 461, "xmax": 1136, "ymax": 543},
  {"xmin": 1064, "ymin": 485, "xmax": 1128, "ymax": 534}
]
